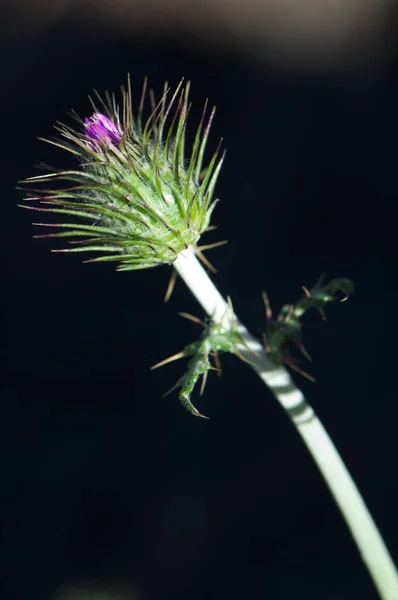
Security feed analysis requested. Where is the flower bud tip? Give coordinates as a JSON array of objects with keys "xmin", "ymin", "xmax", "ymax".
[{"xmin": 84, "ymin": 112, "xmax": 122, "ymax": 150}]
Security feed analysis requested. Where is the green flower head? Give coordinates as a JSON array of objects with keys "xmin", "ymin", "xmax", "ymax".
[{"xmin": 22, "ymin": 78, "xmax": 225, "ymax": 271}]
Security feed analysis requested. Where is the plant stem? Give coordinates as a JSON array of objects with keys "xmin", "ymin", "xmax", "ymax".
[{"xmin": 173, "ymin": 248, "xmax": 398, "ymax": 600}]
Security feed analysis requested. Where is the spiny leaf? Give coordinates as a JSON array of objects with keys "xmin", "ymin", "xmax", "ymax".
[
  {"xmin": 264, "ymin": 277, "xmax": 354, "ymax": 378},
  {"xmin": 153, "ymin": 317, "xmax": 246, "ymax": 418}
]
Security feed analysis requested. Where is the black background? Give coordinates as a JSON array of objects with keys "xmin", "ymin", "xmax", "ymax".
[{"xmin": 0, "ymin": 10, "xmax": 397, "ymax": 600}]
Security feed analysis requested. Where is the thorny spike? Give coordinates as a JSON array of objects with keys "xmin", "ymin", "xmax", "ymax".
[
  {"xmin": 88, "ymin": 94, "xmax": 100, "ymax": 115},
  {"xmin": 200, "ymin": 138, "xmax": 223, "ymax": 201},
  {"xmin": 213, "ymin": 350, "xmax": 222, "ymax": 376},
  {"xmin": 226, "ymin": 295, "xmax": 235, "ymax": 315},
  {"xmin": 160, "ymin": 80, "xmax": 183, "ymax": 156},
  {"xmin": 151, "ymin": 351, "xmax": 186, "ymax": 371},
  {"xmin": 285, "ymin": 359, "xmax": 316, "ymax": 383},
  {"xmin": 164, "ymin": 270, "xmax": 178, "ymax": 303},
  {"xmin": 297, "ymin": 342, "xmax": 312, "ymax": 362},
  {"xmin": 165, "ymin": 86, "xmax": 184, "ymax": 162},
  {"xmin": 142, "ymin": 94, "xmax": 167, "ymax": 150},
  {"xmin": 162, "ymin": 383, "xmax": 180, "ymax": 399},
  {"xmin": 184, "ymin": 98, "xmax": 208, "ymax": 200},
  {"xmin": 263, "ymin": 332, "xmax": 271, "ymax": 354},
  {"xmin": 283, "ymin": 304, "xmax": 294, "ymax": 325},
  {"xmin": 195, "ymin": 106, "xmax": 216, "ymax": 184},
  {"xmin": 177, "ymin": 82, "xmax": 191, "ymax": 169},
  {"xmin": 180, "ymin": 393, "xmax": 209, "ymax": 419},
  {"xmin": 199, "ymin": 370, "xmax": 208, "ymax": 396},
  {"xmin": 93, "ymin": 88, "xmax": 112, "ymax": 118},
  {"xmin": 157, "ymin": 81, "xmax": 168, "ymax": 148},
  {"xmin": 233, "ymin": 348, "xmax": 255, "ymax": 366},
  {"xmin": 195, "ymin": 250, "xmax": 218, "ymax": 274},
  {"xmin": 205, "ymin": 150, "xmax": 226, "ymax": 209},
  {"xmin": 126, "ymin": 74, "xmax": 134, "ymax": 129},
  {"xmin": 173, "ymin": 84, "xmax": 191, "ymax": 183},
  {"xmin": 237, "ymin": 336, "xmax": 261, "ymax": 359},
  {"xmin": 36, "ymin": 139, "xmax": 81, "ymax": 156},
  {"xmin": 195, "ymin": 240, "xmax": 228, "ymax": 253},
  {"xmin": 262, "ymin": 291, "xmax": 273, "ymax": 321},
  {"xmin": 177, "ymin": 312, "xmax": 207, "ymax": 328},
  {"xmin": 149, "ymin": 89, "xmax": 157, "ymax": 125},
  {"xmin": 137, "ymin": 76, "xmax": 148, "ymax": 134}
]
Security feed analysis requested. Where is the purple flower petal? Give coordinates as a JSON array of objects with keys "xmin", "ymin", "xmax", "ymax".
[{"xmin": 84, "ymin": 112, "xmax": 122, "ymax": 150}]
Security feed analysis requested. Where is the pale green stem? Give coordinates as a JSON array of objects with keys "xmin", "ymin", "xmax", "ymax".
[{"xmin": 173, "ymin": 248, "xmax": 398, "ymax": 600}]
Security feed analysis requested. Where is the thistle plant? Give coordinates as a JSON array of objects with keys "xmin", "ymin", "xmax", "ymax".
[{"xmin": 21, "ymin": 78, "xmax": 398, "ymax": 600}]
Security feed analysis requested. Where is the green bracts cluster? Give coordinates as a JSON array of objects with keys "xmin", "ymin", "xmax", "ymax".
[{"xmin": 21, "ymin": 79, "xmax": 224, "ymax": 271}]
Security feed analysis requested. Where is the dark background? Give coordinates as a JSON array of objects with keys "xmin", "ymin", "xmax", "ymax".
[{"xmin": 1, "ymin": 5, "xmax": 397, "ymax": 599}]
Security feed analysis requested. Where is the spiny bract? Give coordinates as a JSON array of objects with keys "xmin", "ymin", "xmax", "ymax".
[{"xmin": 21, "ymin": 78, "xmax": 224, "ymax": 271}]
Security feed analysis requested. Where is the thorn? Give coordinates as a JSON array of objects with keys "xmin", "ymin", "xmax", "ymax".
[
  {"xmin": 196, "ymin": 412, "xmax": 209, "ymax": 420},
  {"xmin": 213, "ymin": 350, "xmax": 222, "ymax": 376},
  {"xmin": 283, "ymin": 304, "xmax": 294, "ymax": 325},
  {"xmin": 226, "ymin": 295, "xmax": 235, "ymax": 316},
  {"xmin": 177, "ymin": 312, "xmax": 207, "ymax": 328},
  {"xmin": 162, "ymin": 383, "xmax": 180, "ymax": 398},
  {"xmin": 285, "ymin": 359, "xmax": 316, "ymax": 383},
  {"xmin": 199, "ymin": 167, "xmax": 207, "ymax": 182},
  {"xmin": 220, "ymin": 296, "xmax": 235, "ymax": 326},
  {"xmin": 302, "ymin": 285, "xmax": 312, "ymax": 299},
  {"xmin": 149, "ymin": 88, "xmax": 157, "ymax": 118},
  {"xmin": 340, "ymin": 287, "xmax": 351, "ymax": 302},
  {"xmin": 236, "ymin": 335, "xmax": 261, "ymax": 359},
  {"xmin": 180, "ymin": 393, "xmax": 209, "ymax": 419},
  {"xmin": 199, "ymin": 370, "xmax": 208, "ymax": 396},
  {"xmin": 262, "ymin": 291, "xmax": 273, "ymax": 321},
  {"xmin": 151, "ymin": 351, "xmax": 185, "ymax": 370},
  {"xmin": 196, "ymin": 240, "xmax": 228, "ymax": 252},
  {"xmin": 262, "ymin": 332, "xmax": 271, "ymax": 354},
  {"xmin": 164, "ymin": 270, "xmax": 178, "ymax": 303},
  {"xmin": 233, "ymin": 348, "xmax": 255, "ymax": 365},
  {"xmin": 195, "ymin": 250, "xmax": 217, "ymax": 274},
  {"xmin": 297, "ymin": 342, "xmax": 312, "ymax": 362}
]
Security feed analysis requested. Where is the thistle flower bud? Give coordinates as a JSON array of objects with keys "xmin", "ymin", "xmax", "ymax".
[
  {"xmin": 22, "ymin": 79, "xmax": 225, "ymax": 271},
  {"xmin": 84, "ymin": 112, "xmax": 123, "ymax": 150}
]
